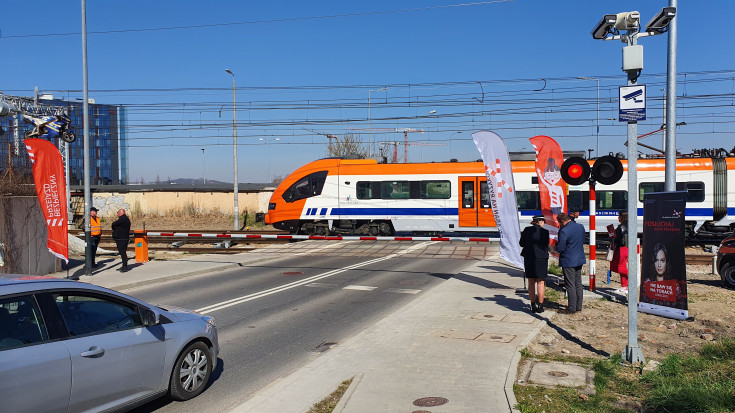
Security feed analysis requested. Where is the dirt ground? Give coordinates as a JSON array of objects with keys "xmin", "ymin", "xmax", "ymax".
[{"xmin": 525, "ymin": 246, "xmax": 732, "ymax": 362}]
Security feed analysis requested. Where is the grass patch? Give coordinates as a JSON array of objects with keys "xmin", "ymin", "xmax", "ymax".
[
  {"xmin": 516, "ymin": 339, "xmax": 735, "ymax": 412},
  {"xmin": 307, "ymin": 378, "xmax": 353, "ymax": 413},
  {"xmin": 548, "ymin": 261, "xmax": 563, "ymax": 276}
]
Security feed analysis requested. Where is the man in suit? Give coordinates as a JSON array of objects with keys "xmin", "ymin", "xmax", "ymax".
[
  {"xmin": 556, "ymin": 212, "xmax": 586, "ymax": 313},
  {"xmin": 519, "ymin": 215, "xmax": 550, "ymax": 313}
]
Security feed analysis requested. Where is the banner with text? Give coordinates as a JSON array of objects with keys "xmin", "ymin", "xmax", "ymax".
[
  {"xmin": 639, "ymin": 191, "xmax": 688, "ymax": 320},
  {"xmin": 25, "ymin": 139, "xmax": 68, "ymax": 262},
  {"xmin": 529, "ymin": 135, "xmax": 567, "ymax": 244},
  {"xmin": 472, "ymin": 131, "xmax": 523, "ymax": 268}
]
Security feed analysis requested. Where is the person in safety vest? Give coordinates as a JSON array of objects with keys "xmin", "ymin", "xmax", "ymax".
[{"xmin": 90, "ymin": 207, "xmax": 101, "ymax": 267}]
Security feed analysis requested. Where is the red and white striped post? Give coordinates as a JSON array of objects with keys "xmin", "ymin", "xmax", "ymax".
[{"xmin": 589, "ymin": 181, "xmax": 597, "ymax": 291}]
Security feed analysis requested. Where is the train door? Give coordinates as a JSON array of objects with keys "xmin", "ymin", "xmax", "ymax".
[{"xmin": 458, "ymin": 177, "xmax": 495, "ymax": 228}]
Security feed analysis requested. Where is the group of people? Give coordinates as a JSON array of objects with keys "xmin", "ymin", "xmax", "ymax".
[
  {"xmin": 89, "ymin": 207, "xmax": 132, "ymax": 273},
  {"xmin": 519, "ymin": 206, "xmax": 585, "ymax": 314}
]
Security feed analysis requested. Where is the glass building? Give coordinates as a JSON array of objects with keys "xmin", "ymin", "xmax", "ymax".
[{"xmin": 0, "ymin": 95, "xmax": 125, "ymax": 185}]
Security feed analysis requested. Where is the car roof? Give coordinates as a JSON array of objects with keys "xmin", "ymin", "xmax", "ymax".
[{"xmin": 0, "ymin": 275, "xmax": 73, "ymax": 287}]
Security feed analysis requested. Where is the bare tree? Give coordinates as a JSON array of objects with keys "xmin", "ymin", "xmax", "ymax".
[{"xmin": 326, "ymin": 134, "xmax": 368, "ymax": 159}]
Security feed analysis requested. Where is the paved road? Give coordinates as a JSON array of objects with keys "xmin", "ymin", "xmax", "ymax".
[{"xmin": 128, "ymin": 241, "xmax": 485, "ymax": 412}]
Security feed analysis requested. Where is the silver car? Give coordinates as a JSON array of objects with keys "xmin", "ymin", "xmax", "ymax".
[{"xmin": 0, "ymin": 276, "xmax": 219, "ymax": 412}]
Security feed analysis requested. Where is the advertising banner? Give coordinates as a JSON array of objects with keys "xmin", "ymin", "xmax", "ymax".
[
  {"xmin": 639, "ymin": 191, "xmax": 688, "ymax": 320},
  {"xmin": 25, "ymin": 138, "xmax": 68, "ymax": 263},
  {"xmin": 472, "ymin": 131, "xmax": 523, "ymax": 269},
  {"xmin": 529, "ymin": 135, "xmax": 567, "ymax": 244}
]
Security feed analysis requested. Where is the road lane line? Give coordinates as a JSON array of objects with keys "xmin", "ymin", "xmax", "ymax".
[
  {"xmin": 343, "ymin": 285, "xmax": 378, "ymax": 291},
  {"xmin": 196, "ymin": 241, "xmax": 437, "ymax": 314},
  {"xmin": 385, "ymin": 288, "xmax": 422, "ymax": 294}
]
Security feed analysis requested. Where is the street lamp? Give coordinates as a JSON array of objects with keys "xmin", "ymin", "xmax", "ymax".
[
  {"xmin": 577, "ymin": 77, "xmax": 600, "ymax": 158},
  {"xmin": 591, "ymin": 6, "xmax": 676, "ymax": 365},
  {"xmin": 225, "ymin": 69, "xmax": 239, "ymax": 230},
  {"xmin": 201, "ymin": 148, "xmax": 206, "ymax": 185},
  {"xmin": 368, "ymin": 87, "xmax": 388, "ymax": 157},
  {"xmin": 259, "ymin": 137, "xmax": 280, "ymax": 183}
]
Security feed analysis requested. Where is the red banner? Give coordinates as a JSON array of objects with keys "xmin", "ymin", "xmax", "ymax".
[
  {"xmin": 529, "ymin": 135, "xmax": 567, "ymax": 242},
  {"xmin": 25, "ymin": 139, "xmax": 68, "ymax": 263}
]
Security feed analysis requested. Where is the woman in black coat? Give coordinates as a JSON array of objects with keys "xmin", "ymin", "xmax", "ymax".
[{"xmin": 519, "ymin": 216, "xmax": 550, "ymax": 313}]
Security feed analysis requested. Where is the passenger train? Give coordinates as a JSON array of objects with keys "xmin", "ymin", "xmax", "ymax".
[{"xmin": 264, "ymin": 157, "xmax": 735, "ymax": 238}]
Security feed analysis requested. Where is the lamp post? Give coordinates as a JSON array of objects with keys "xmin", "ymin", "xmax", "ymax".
[
  {"xmin": 201, "ymin": 148, "xmax": 206, "ymax": 185},
  {"xmin": 577, "ymin": 77, "xmax": 600, "ymax": 158},
  {"xmin": 225, "ymin": 69, "xmax": 238, "ymax": 230},
  {"xmin": 259, "ymin": 137, "xmax": 280, "ymax": 183},
  {"xmin": 368, "ymin": 87, "xmax": 388, "ymax": 157},
  {"xmin": 591, "ymin": 6, "xmax": 676, "ymax": 365}
]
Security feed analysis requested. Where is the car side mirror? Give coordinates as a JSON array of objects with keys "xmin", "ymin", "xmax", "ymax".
[{"xmin": 141, "ymin": 308, "xmax": 159, "ymax": 326}]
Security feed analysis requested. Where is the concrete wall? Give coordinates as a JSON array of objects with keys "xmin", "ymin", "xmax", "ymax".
[
  {"xmin": 0, "ymin": 197, "xmax": 60, "ymax": 275},
  {"xmin": 72, "ymin": 190, "xmax": 274, "ymax": 218}
]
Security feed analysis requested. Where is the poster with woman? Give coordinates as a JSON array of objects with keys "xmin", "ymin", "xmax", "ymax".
[{"xmin": 639, "ymin": 191, "xmax": 688, "ymax": 320}]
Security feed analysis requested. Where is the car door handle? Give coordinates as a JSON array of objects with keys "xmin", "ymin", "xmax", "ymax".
[{"xmin": 80, "ymin": 346, "xmax": 105, "ymax": 358}]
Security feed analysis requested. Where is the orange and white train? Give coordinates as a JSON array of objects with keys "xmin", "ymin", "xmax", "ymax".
[{"xmin": 264, "ymin": 157, "xmax": 735, "ymax": 238}]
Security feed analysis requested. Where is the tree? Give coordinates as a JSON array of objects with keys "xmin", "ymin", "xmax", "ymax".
[{"xmin": 326, "ymin": 134, "xmax": 369, "ymax": 159}]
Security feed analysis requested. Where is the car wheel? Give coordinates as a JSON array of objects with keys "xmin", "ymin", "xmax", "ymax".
[
  {"xmin": 721, "ymin": 262, "xmax": 735, "ymax": 289},
  {"xmin": 169, "ymin": 341, "xmax": 212, "ymax": 401}
]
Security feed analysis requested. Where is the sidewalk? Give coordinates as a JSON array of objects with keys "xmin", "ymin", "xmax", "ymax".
[{"xmin": 231, "ymin": 253, "xmax": 554, "ymax": 413}]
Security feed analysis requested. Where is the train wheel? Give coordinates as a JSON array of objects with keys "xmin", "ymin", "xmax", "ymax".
[{"xmin": 720, "ymin": 262, "xmax": 735, "ymax": 289}]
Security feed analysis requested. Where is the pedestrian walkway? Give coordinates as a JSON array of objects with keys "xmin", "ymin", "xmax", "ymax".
[{"xmin": 231, "ymin": 254, "xmax": 553, "ymax": 413}]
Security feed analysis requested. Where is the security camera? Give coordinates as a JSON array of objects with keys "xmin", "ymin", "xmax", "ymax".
[
  {"xmin": 614, "ymin": 11, "xmax": 640, "ymax": 31},
  {"xmin": 592, "ymin": 14, "xmax": 618, "ymax": 39},
  {"xmin": 645, "ymin": 7, "xmax": 676, "ymax": 33},
  {"xmin": 0, "ymin": 102, "xmax": 18, "ymax": 116}
]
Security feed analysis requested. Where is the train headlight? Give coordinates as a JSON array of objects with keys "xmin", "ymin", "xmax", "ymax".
[{"xmin": 268, "ymin": 203, "xmax": 276, "ymax": 210}]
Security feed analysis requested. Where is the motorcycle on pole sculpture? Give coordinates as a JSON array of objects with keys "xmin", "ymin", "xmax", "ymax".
[{"xmin": 22, "ymin": 113, "xmax": 76, "ymax": 143}]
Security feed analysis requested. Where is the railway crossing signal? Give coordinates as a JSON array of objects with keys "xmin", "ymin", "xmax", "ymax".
[
  {"xmin": 560, "ymin": 157, "xmax": 591, "ymax": 185},
  {"xmin": 561, "ymin": 156, "xmax": 623, "ymax": 186}
]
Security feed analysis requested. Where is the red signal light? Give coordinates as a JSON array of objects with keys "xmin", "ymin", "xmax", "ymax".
[{"xmin": 568, "ymin": 164, "xmax": 583, "ymax": 179}]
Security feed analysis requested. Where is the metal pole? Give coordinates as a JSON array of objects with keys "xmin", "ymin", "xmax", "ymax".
[
  {"xmin": 225, "ymin": 70, "xmax": 239, "ymax": 230},
  {"xmin": 201, "ymin": 148, "xmax": 205, "ymax": 185},
  {"xmin": 595, "ymin": 78, "xmax": 600, "ymax": 158},
  {"xmin": 624, "ymin": 35, "xmax": 644, "ymax": 364},
  {"xmin": 664, "ymin": 0, "xmax": 678, "ymax": 191},
  {"xmin": 82, "ymin": 0, "xmax": 92, "ymax": 276}
]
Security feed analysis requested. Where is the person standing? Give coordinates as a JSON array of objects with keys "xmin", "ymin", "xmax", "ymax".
[
  {"xmin": 610, "ymin": 211, "xmax": 629, "ymax": 294},
  {"xmin": 90, "ymin": 207, "xmax": 101, "ymax": 267},
  {"xmin": 519, "ymin": 215, "xmax": 550, "ymax": 313},
  {"xmin": 111, "ymin": 209, "xmax": 131, "ymax": 272},
  {"xmin": 556, "ymin": 212, "xmax": 586, "ymax": 313},
  {"xmin": 569, "ymin": 206, "xmax": 583, "ymax": 222}
]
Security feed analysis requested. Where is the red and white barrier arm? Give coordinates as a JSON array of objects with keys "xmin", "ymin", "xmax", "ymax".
[{"xmin": 145, "ymin": 232, "xmax": 499, "ymax": 243}]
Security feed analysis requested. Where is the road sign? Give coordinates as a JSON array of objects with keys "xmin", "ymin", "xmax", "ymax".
[{"xmin": 619, "ymin": 85, "xmax": 646, "ymax": 122}]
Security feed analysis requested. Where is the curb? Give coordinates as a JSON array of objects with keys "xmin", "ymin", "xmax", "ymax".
[
  {"xmin": 332, "ymin": 373, "xmax": 363, "ymax": 413},
  {"xmin": 504, "ymin": 310, "xmax": 555, "ymax": 413}
]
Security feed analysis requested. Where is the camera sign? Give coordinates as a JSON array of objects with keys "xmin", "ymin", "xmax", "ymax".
[{"xmin": 619, "ymin": 85, "xmax": 646, "ymax": 122}]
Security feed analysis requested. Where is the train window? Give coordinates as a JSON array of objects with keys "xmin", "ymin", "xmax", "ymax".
[
  {"xmin": 356, "ymin": 182, "xmax": 372, "ymax": 199},
  {"xmin": 479, "ymin": 181, "xmax": 490, "ymax": 207},
  {"xmin": 515, "ymin": 191, "xmax": 540, "ymax": 210},
  {"xmin": 421, "ymin": 181, "xmax": 451, "ymax": 199},
  {"xmin": 638, "ymin": 181, "xmax": 705, "ymax": 203},
  {"xmin": 567, "ymin": 191, "xmax": 589, "ymax": 212},
  {"xmin": 410, "ymin": 182, "xmax": 421, "ymax": 199},
  {"xmin": 461, "ymin": 181, "xmax": 475, "ymax": 208},
  {"xmin": 597, "ymin": 190, "xmax": 628, "ymax": 210},
  {"xmin": 282, "ymin": 170, "xmax": 328, "ymax": 203},
  {"xmin": 381, "ymin": 181, "xmax": 410, "ymax": 199}
]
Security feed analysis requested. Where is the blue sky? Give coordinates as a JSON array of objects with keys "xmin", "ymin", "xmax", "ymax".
[{"xmin": 2, "ymin": 1, "xmax": 734, "ymax": 183}]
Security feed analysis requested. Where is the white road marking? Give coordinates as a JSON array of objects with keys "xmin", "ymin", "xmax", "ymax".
[
  {"xmin": 196, "ymin": 241, "xmax": 437, "ymax": 314},
  {"xmin": 385, "ymin": 288, "xmax": 421, "ymax": 294},
  {"xmin": 343, "ymin": 285, "xmax": 378, "ymax": 291},
  {"xmin": 304, "ymin": 283, "xmax": 337, "ymax": 288}
]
